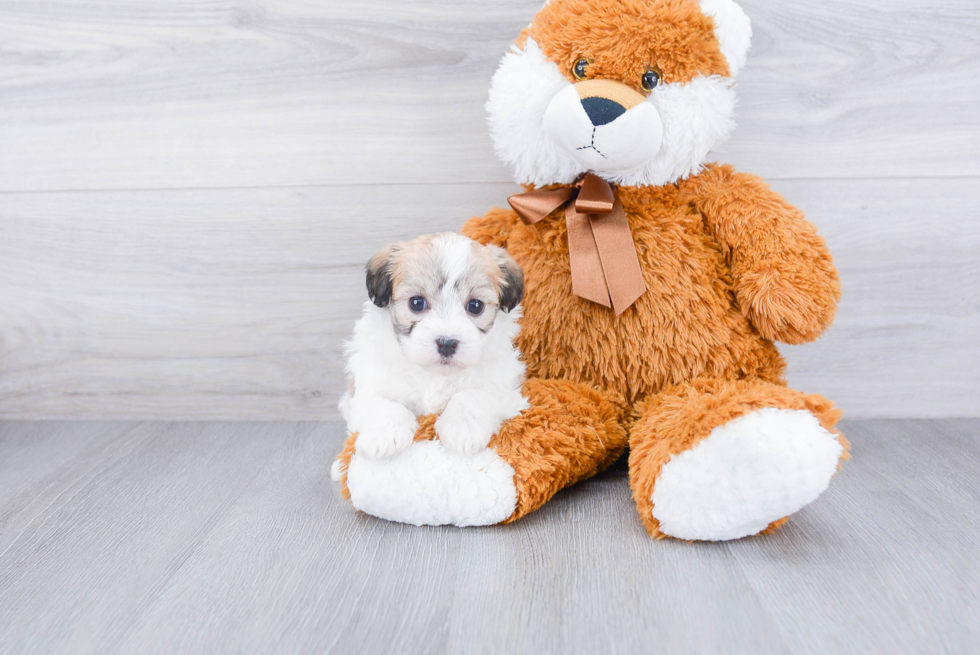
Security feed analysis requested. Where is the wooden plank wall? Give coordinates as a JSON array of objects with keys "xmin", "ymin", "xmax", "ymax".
[{"xmin": 0, "ymin": 0, "xmax": 977, "ymax": 419}]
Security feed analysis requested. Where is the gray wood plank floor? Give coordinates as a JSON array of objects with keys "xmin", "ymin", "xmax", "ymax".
[{"xmin": 1, "ymin": 420, "xmax": 977, "ymax": 654}]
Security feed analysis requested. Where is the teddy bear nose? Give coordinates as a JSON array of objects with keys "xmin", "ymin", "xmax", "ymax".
[
  {"xmin": 436, "ymin": 337, "xmax": 459, "ymax": 357},
  {"xmin": 581, "ymin": 96, "xmax": 626, "ymax": 126}
]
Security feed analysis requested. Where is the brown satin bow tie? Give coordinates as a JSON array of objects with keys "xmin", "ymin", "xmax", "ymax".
[{"xmin": 508, "ymin": 173, "xmax": 646, "ymax": 316}]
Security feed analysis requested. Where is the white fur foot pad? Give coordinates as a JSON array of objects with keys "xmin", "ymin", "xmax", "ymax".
[
  {"xmin": 340, "ymin": 440, "xmax": 518, "ymax": 527},
  {"xmin": 651, "ymin": 408, "xmax": 843, "ymax": 541}
]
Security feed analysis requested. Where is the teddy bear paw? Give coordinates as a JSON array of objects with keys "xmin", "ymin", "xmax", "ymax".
[
  {"xmin": 651, "ymin": 408, "xmax": 843, "ymax": 541},
  {"xmin": 344, "ymin": 441, "xmax": 518, "ymax": 527}
]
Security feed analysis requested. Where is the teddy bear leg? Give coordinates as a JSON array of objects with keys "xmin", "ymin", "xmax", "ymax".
[
  {"xmin": 628, "ymin": 378, "xmax": 849, "ymax": 541},
  {"xmin": 332, "ymin": 379, "xmax": 628, "ymax": 527}
]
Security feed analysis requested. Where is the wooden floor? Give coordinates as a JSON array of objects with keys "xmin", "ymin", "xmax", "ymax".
[{"xmin": 0, "ymin": 419, "xmax": 977, "ymax": 654}]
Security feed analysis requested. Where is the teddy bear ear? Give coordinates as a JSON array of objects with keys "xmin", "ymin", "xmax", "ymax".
[{"xmin": 699, "ymin": 0, "xmax": 753, "ymax": 77}]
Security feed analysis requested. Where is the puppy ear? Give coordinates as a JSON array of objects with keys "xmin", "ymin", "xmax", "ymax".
[
  {"xmin": 491, "ymin": 246, "xmax": 525, "ymax": 312},
  {"xmin": 365, "ymin": 244, "xmax": 400, "ymax": 308}
]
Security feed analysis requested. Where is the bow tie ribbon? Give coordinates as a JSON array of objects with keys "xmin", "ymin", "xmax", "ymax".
[{"xmin": 508, "ymin": 173, "xmax": 646, "ymax": 316}]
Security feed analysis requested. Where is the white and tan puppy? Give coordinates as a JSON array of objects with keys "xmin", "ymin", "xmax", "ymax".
[{"xmin": 339, "ymin": 233, "xmax": 528, "ymax": 460}]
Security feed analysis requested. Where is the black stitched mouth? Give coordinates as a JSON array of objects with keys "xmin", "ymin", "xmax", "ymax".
[{"xmin": 575, "ymin": 127, "xmax": 607, "ymax": 159}]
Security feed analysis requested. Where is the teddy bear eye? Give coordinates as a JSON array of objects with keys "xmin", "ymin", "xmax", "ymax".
[
  {"xmin": 641, "ymin": 67, "xmax": 662, "ymax": 92},
  {"xmin": 409, "ymin": 296, "xmax": 428, "ymax": 313},
  {"xmin": 466, "ymin": 299, "xmax": 485, "ymax": 316},
  {"xmin": 572, "ymin": 58, "xmax": 590, "ymax": 80}
]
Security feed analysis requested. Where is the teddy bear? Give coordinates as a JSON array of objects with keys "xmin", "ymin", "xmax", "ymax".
[{"xmin": 333, "ymin": 0, "xmax": 849, "ymax": 541}]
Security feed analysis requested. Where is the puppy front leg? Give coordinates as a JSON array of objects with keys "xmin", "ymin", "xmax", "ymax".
[
  {"xmin": 346, "ymin": 395, "xmax": 418, "ymax": 459},
  {"xmin": 436, "ymin": 389, "xmax": 503, "ymax": 456}
]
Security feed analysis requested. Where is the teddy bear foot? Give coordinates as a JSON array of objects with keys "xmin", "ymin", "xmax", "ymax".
[
  {"xmin": 650, "ymin": 408, "xmax": 843, "ymax": 541},
  {"xmin": 333, "ymin": 438, "xmax": 519, "ymax": 527},
  {"xmin": 332, "ymin": 379, "xmax": 628, "ymax": 528}
]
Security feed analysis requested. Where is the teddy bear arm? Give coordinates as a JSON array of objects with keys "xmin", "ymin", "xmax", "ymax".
[
  {"xmin": 460, "ymin": 207, "xmax": 522, "ymax": 249},
  {"xmin": 688, "ymin": 167, "xmax": 841, "ymax": 345}
]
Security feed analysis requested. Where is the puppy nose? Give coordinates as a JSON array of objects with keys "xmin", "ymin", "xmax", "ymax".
[
  {"xmin": 436, "ymin": 337, "xmax": 459, "ymax": 357},
  {"xmin": 581, "ymin": 96, "xmax": 626, "ymax": 126}
]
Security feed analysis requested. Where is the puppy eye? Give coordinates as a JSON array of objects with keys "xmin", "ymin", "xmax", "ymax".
[
  {"xmin": 572, "ymin": 58, "xmax": 590, "ymax": 80},
  {"xmin": 466, "ymin": 299, "xmax": 485, "ymax": 316},
  {"xmin": 409, "ymin": 296, "xmax": 427, "ymax": 313},
  {"xmin": 641, "ymin": 67, "xmax": 661, "ymax": 92}
]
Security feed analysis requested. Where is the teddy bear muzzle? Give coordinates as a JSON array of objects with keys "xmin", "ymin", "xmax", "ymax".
[{"xmin": 543, "ymin": 79, "xmax": 663, "ymax": 172}]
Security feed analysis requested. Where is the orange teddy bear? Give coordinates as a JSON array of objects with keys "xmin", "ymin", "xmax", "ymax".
[{"xmin": 334, "ymin": 0, "xmax": 848, "ymax": 541}]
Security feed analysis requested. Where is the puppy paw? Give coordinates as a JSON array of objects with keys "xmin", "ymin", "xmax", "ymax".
[
  {"xmin": 354, "ymin": 405, "xmax": 418, "ymax": 459},
  {"xmin": 436, "ymin": 403, "xmax": 496, "ymax": 457}
]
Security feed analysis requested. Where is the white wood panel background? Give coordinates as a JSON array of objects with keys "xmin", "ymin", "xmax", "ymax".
[{"xmin": 0, "ymin": 0, "xmax": 977, "ymax": 419}]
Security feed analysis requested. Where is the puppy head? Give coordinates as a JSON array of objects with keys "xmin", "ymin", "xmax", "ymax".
[
  {"xmin": 487, "ymin": 0, "xmax": 751, "ymax": 188},
  {"xmin": 365, "ymin": 233, "xmax": 524, "ymax": 373}
]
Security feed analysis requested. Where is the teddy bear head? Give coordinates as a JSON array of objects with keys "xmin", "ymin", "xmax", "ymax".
[{"xmin": 487, "ymin": 0, "xmax": 752, "ymax": 188}]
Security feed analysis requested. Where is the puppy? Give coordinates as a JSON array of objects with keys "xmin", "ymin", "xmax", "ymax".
[{"xmin": 339, "ymin": 232, "xmax": 529, "ymax": 459}]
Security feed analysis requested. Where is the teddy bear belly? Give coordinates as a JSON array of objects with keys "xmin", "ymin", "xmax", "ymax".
[
  {"xmin": 513, "ymin": 231, "xmax": 786, "ymax": 404},
  {"xmin": 519, "ymin": 290, "xmax": 784, "ymax": 403}
]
